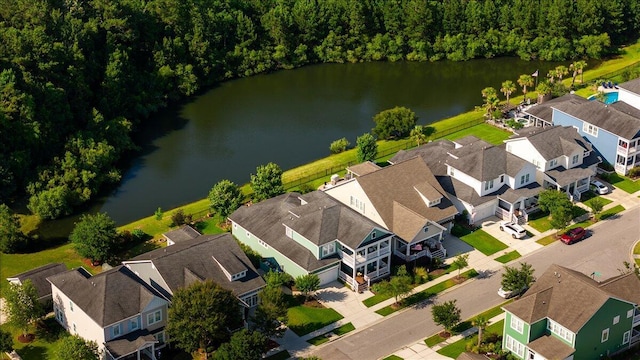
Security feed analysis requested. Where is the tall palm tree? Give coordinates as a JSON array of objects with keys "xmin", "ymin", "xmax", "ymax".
[
  {"xmin": 576, "ymin": 60, "xmax": 587, "ymax": 84},
  {"xmin": 501, "ymin": 80, "xmax": 516, "ymax": 106},
  {"xmin": 472, "ymin": 315, "xmax": 490, "ymax": 347},
  {"xmin": 410, "ymin": 125, "xmax": 427, "ymax": 146},
  {"xmin": 555, "ymin": 65, "xmax": 568, "ymax": 82},
  {"xmin": 481, "ymin": 87, "xmax": 499, "ymax": 119},
  {"xmin": 517, "ymin": 74, "xmax": 534, "ymax": 102}
]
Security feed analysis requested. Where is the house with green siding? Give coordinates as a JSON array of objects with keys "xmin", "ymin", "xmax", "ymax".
[
  {"xmin": 502, "ymin": 264, "xmax": 640, "ymax": 359},
  {"xmin": 229, "ymin": 191, "xmax": 395, "ymax": 292}
]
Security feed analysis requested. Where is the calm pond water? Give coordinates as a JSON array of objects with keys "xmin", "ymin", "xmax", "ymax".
[{"xmin": 100, "ymin": 58, "xmax": 563, "ymax": 224}]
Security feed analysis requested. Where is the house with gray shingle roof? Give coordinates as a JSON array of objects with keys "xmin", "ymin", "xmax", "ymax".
[
  {"xmin": 502, "ymin": 264, "xmax": 640, "ymax": 359},
  {"xmin": 322, "ymin": 156, "xmax": 457, "ymax": 263},
  {"xmin": 504, "ymin": 126, "xmax": 600, "ymax": 201},
  {"xmin": 6, "ymin": 263, "xmax": 67, "ymax": 306},
  {"xmin": 123, "ymin": 233, "xmax": 265, "ymax": 309},
  {"xmin": 48, "ymin": 266, "xmax": 169, "ymax": 360},
  {"xmin": 162, "ymin": 224, "xmax": 200, "ymax": 246},
  {"xmin": 229, "ymin": 191, "xmax": 395, "ymax": 292}
]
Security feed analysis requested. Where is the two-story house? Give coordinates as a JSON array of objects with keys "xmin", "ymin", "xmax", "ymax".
[
  {"xmin": 504, "ymin": 126, "xmax": 600, "ymax": 201},
  {"xmin": 397, "ymin": 135, "xmax": 539, "ymax": 225},
  {"xmin": 229, "ymin": 191, "xmax": 395, "ymax": 292},
  {"xmin": 6, "ymin": 263, "xmax": 67, "ymax": 308},
  {"xmin": 322, "ymin": 156, "xmax": 457, "ymax": 263},
  {"xmin": 122, "ymin": 233, "xmax": 265, "ymax": 315},
  {"xmin": 502, "ymin": 264, "xmax": 640, "ymax": 360},
  {"xmin": 48, "ymin": 266, "xmax": 169, "ymax": 360}
]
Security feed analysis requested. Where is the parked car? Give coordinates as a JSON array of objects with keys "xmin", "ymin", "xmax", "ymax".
[
  {"xmin": 590, "ymin": 180, "xmax": 609, "ymax": 195},
  {"xmin": 499, "ymin": 221, "xmax": 527, "ymax": 239},
  {"xmin": 498, "ymin": 286, "xmax": 528, "ymax": 299},
  {"xmin": 560, "ymin": 227, "xmax": 587, "ymax": 245}
]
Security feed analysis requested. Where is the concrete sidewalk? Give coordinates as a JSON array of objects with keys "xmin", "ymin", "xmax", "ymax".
[{"xmin": 274, "ymin": 188, "xmax": 640, "ymax": 360}]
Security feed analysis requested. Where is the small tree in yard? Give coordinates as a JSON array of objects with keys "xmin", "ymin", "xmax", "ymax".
[
  {"xmin": 0, "ymin": 329, "xmax": 13, "ymax": 353},
  {"xmin": 171, "ymin": 209, "xmax": 192, "ymax": 226},
  {"xmin": 329, "ymin": 137, "xmax": 350, "ymax": 154},
  {"xmin": 70, "ymin": 212, "xmax": 119, "ymax": 264},
  {"xmin": 356, "ymin": 133, "xmax": 378, "ymax": 162},
  {"xmin": 5, "ymin": 280, "xmax": 44, "ymax": 338},
  {"xmin": 295, "ymin": 274, "xmax": 320, "ymax": 301},
  {"xmin": 251, "ymin": 162, "xmax": 285, "ymax": 202},
  {"xmin": 452, "ymin": 253, "xmax": 469, "ymax": 279},
  {"xmin": 501, "ymin": 263, "xmax": 536, "ymax": 297},
  {"xmin": 431, "ymin": 300, "xmax": 461, "ymax": 336},
  {"xmin": 214, "ymin": 329, "xmax": 268, "ymax": 360},
  {"xmin": 372, "ymin": 265, "xmax": 412, "ymax": 306},
  {"xmin": 53, "ymin": 335, "xmax": 99, "ymax": 360},
  {"xmin": 251, "ymin": 273, "xmax": 289, "ymax": 338},
  {"xmin": 472, "ymin": 315, "xmax": 490, "ymax": 347},
  {"xmin": 538, "ymin": 189, "xmax": 573, "ymax": 230},
  {"xmin": 209, "ymin": 179, "xmax": 244, "ymax": 221},
  {"xmin": 589, "ymin": 197, "xmax": 605, "ymax": 219}
]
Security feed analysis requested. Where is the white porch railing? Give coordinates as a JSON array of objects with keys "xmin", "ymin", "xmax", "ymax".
[
  {"xmin": 633, "ymin": 313, "xmax": 640, "ymax": 327},
  {"xmin": 341, "ymin": 251, "xmax": 354, "ymax": 264},
  {"xmin": 631, "ymin": 329, "xmax": 640, "ymax": 344},
  {"xmin": 394, "ymin": 249, "xmax": 428, "ymax": 262},
  {"xmin": 364, "ymin": 267, "xmax": 390, "ymax": 280},
  {"xmin": 495, "ymin": 207, "xmax": 510, "ymax": 220}
]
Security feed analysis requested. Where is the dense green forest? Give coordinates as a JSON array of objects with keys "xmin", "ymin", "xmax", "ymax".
[{"xmin": 1, "ymin": 0, "xmax": 638, "ymax": 219}]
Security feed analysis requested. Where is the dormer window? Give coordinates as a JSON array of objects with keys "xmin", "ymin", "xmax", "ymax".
[
  {"xmin": 572, "ymin": 154, "xmax": 579, "ymax": 164},
  {"xmin": 372, "ymin": 231, "xmax": 376, "ymax": 239},
  {"xmin": 231, "ymin": 270, "xmax": 247, "ymax": 281},
  {"xmin": 449, "ymin": 167, "xmax": 455, "ymax": 176},
  {"xmin": 322, "ymin": 242, "xmax": 336, "ymax": 257},
  {"xmin": 427, "ymin": 198, "xmax": 441, "ymax": 207},
  {"xmin": 484, "ymin": 180, "xmax": 494, "ymax": 191},
  {"xmin": 549, "ymin": 159, "xmax": 557, "ymax": 168},
  {"xmin": 285, "ymin": 226, "xmax": 293, "ymax": 238}
]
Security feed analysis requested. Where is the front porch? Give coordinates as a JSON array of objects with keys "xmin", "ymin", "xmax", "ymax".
[
  {"xmin": 495, "ymin": 195, "xmax": 540, "ymax": 225},
  {"xmin": 105, "ymin": 329, "xmax": 162, "ymax": 360},
  {"xmin": 543, "ymin": 175, "xmax": 591, "ymax": 202},
  {"xmin": 339, "ymin": 258, "xmax": 390, "ymax": 293}
]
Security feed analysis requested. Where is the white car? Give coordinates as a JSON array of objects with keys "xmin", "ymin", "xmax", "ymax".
[
  {"xmin": 499, "ymin": 221, "xmax": 527, "ymax": 239},
  {"xmin": 498, "ymin": 286, "xmax": 527, "ymax": 299},
  {"xmin": 590, "ymin": 180, "xmax": 609, "ymax": 195}
]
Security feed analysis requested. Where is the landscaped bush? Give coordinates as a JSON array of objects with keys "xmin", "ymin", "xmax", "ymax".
[
  {"xmin": 629, "ymin": 166, "xmax": 640, "ymax": 179},
  {"xmin": 170, "ymin": 209, "xmax": 192, "ymax": 226},
  {"xmin": 297, "ymin": 183, "xmax": 315, "ymax": 194},
  {"xmin": 505, "ymin": 119, "xmax": 524, "ymax": 129},
  {"xmin": 329, "ymin": 137, "xmax": 350, "ymax": 154}
]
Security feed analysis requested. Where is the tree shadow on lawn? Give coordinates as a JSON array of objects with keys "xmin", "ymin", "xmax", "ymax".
[
  {"xmin": 16, "ymin": 344, "xmax": 47, "ymax": 360},
  {"xmin": 35, "ymin": 317, "xmax": 66, "ymax": 343}
]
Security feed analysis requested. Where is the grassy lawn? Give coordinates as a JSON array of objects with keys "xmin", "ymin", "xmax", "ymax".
[
  {"xmin": 376, "ymin": 269, "xmax": 478, "ymax": 316},
  {"xmin": 444, "ymin": 123, "xmax": 513, "ymax": 145},
  {"xmin": 307, "ymin": 322, "xmax": 355, "ymax": 345},
  {"xmin": 599, "ymin": 204, "xmax": 625, "ymax": 220},
  {"xmin": 287, "ymin": 296, "xmax": 344, "ymax": 336},
  {"xmin": 494, "ymin": 250, "xmax": 521, "ymax": 264},
  {"xmin": 607, "ymin": 173, "xmax": 640, "ymax": 194},
  {"xmin": 459, "ymin": 229, "xmax": 508, "ymax": 256},
  {"xmin": 1, "ymin": 318, "xmax": 68, "ymax": 360},
  {"xmin": 634, "ymin": 241, "xmax": 640, "ymax": 255},
  {"xmin": 536, "ymin": 233, "xmax": 559, "ymax": 245},
  {"xmin": 527, "ymin": 210, "xmax": 552, "ymax": 233},
  {"xmin": 382, "ymin": 356, "xmax": 404, "ymax": 360},
  {"xmin": 436, "ymin": 319, "xmax": 505, "ymax": 358},
  {"xmin": 265, "ymin": 350, "xmax": 290, "ymax": 360},
  {"xmin": 582, "ymin": 192, "xmax": 613, "ymax": 209}
]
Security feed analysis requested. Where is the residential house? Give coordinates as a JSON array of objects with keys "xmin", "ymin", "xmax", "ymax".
[
  {"xmin": 48, "ymin": 266, "xmax": 169, "ymax": 360},
  {"xmin": 123, "ymin": 233, "xmax": 265, "ymax": 313},
  {"xmin": 616, "ymin": 77, "xmax": 640, "ymax": 109},
  {"xmin": 322, "ymin": 156, "xmax": 457, "ymax": 263},
  {"xmin": 436, "ymin": 136, "xmax": 541, "ymax": 225},
  {"xmin": 162, "ymin": 224, "xmax": 200, "ymax": 246},
  {"xmin": 6, "ymin": 263, "xmax": 67, "ymax": 307},
  {"xmin": 502, "ymin": 264, "xmax": 640, "ymax": 360},
  {"xmin": 229, "ymin": 191, "xmax": 395, "ymax": 292},
  {"xmin": 504, "ymin": 126, "xmax": 600, "ymax": 201}
]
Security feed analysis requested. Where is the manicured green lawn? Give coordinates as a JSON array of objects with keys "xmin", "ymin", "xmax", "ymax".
[
  {"xmin": 382, "ymin": 355, "xmax": 404, "ymax": 360},
  {"xmin": 599, "ymin": 204, "xmax": 625, "ymax": 220},
  {"xmin": 459, "ymin": 230, "xmax": 508, "ymax": 256},
  {"xmin": 308, "ymin": 322, "xmax": 355, "ymax": 345},
  {"xmin": 607, "ymin": 173, "xmax": 640, "ymax": 194},
  {"xmin": 287, "ymin": 298, "xmax": 344, "ymax": 336},
  {"xmin": 376, "ymin": 269, "xmax": 478, "ymax": 316},
  {"xmin": 444, "ymin": 123, "xmax": 513, "ymax": 145},
  {"xmin": 1, "ymin": 318, "xmax": 68, "ymax": 360},
  {"xmin": 436, "ymin": 319, "xmax": 505, "ymax": 358},
  {"xmin": 494, "ymin": 250, "xmax": 521, "ymax": 264},
  {"xmin": 581, "ymin": 192, "xmax": 613, "ymax": 209},
  {"xmin": 536, "ymin": 233, "xmax": 558, "ymax": 245},
  {"xmin": 527, "ymin": 211, "xmax": 553, "ymax": 233}
]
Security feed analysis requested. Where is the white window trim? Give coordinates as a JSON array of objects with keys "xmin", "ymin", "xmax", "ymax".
[
  {"xmin": 602, "ymin": 328, "xmax": 609, "ymax": 343},
  {"xmin": 130, "ymin": 317, "xmax": 139, "ymax": 330},
  {"xmin": 583, "ymin": 123, "xmax": 598, "ymax": 137},
  {"xmin": 613, "ymin": 315, "xmax": 620, "ymax": 325},
  {"xmin": 627, "ymin": 309, "xmax": 634, "ymax": 318},
  {"xmin": 510, "ymin": 316, "xmax": 524, "ymax": 334},
  {"xmin": 623, "ymin": 330, "xmax": 631, "ymax": 344},
  {"xmin": 148, "ymin": 310, "xmax": 162, "ymax": 326},
  {"xmin": 548, "ymin": 319, "xmax": 574, "ymax": 343},
  {"xmin": 112, "ymin": 323, "xmax": 121, "ymax": 337},
  {"xmin": 505, "ymin": 335, "xmax": 525, "ymax": 357}
]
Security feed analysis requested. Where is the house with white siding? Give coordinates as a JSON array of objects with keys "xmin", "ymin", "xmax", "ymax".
[{"xmin": 48, "ymin": 266, "xmax": 169, "ymax": 360}]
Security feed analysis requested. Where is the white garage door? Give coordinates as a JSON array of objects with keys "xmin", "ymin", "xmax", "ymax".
[
  {"xmin": 314, "ymin": 266, "xmax": 339, "ymax": 286},
  {"xmin": 472, "ymin": 202, "xmax": 496, "ymax": 223}
]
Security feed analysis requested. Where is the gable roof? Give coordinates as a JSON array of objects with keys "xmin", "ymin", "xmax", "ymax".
[
  {"xmin": 619, "ymin": 77, "xmax": 640, "ymax": 95},
  {"xmin": 389, "ymin": 139, "xmax": 456, "ymax": 176},
  {"xmin": 47, "ymin": 266, "xmax": 163, "ymax": 327},
  {"xmin": 527, "ymin": 335, "xmax": 576, "ymax": 359},
  {"xmin": 523, "ymin": 94, "xmax": 589, "ymax": 123},
  {"xmin": 355, "ymin": 157, "xmax": 458, "ymax": 231},
  {"xmin": 503, "ymin": 264, "xmax": 640, "ymax": 332},
  {"xmin": 130, "ymin": 233, "xmax": 265, "ymax": 297},
  {"xmin": 346, "ymin": 161, "xmax": 381, "ymax": 176},
  {"xmin": 552, "ymin": 98, "xmax": 640, "ymax": 140},
  {"xmin": 7, "ymin": 263, "xmax": 67, "ymax": 300},
  {"xmin": 508, "ymin": 126, "xmax": 592, "ymax": 160},
  {"xmin": 446, "ymin": 145, "xmax": 530, "ymax": 181},
  {"xmin": 163, "ymin": 225, "xmax": 200, "ymax": 244},
  {"xmin": 438, "ymin": 176, "xmax": 541, "ymax": 206},
  {"xmin": 284, "ymin": 191, "xmax": 390, "ymax": 250},
  {"xmin": 229, "ymin": 192, "xmax": 340, "ymax": 272}
]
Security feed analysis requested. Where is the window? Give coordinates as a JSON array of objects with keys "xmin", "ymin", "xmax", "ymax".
[
  {"xmin": 613, "ymin": 315, "xmax": 620, "ymax": 325},
  {"xmin": 449, "ymin": 167, "xmax": 455, "ymax": 176},
  {"xmin": 623, "ymin": 330, "xmax": 631, "ymax": 345},
  {"xmin": 73, "ymin": 323, "xmax": 77, "ymax": 333},
  {"xmin": 548, "ymin": 319, "xmax": 574, "ymax": 343},
  {"xmin": 549, "ymin": 159, "xmax": 557, "ymax": 168},
  {"xmin": 583, "ymin": 123, "xmax": 598, "ymax": 137},
  {"xmin": 148, "ymin": 310, "xmax": 162, "ymax": 326},
  {"xmin": 372, "ymin": 231, "xmax": 376, "ymax": 239},
  {"xmin": 55, "ymin": 308, "xmax": 64, "ymax": 323},
  {"xmin": 532, "ymin": 159, "xmax": 540, "ymax": 168},
  {"xmin": 627, "ymin": 309, "xmax": 634, "ymax": 318},
  {"xmin": 572, "ymin": 154, "xmax": 579, "ymax": 164},
  {"xmin": 510, "ymin": 316, "xmax": 524, "ymax": 334},
  {"xmin": 520, "ymin": 174, "xmax": 530, "ymax": 185},
  {"xmin": 484, "ymin": 180, "xmax": 494, "ymax": 191},
  {"xmin": 350, "ymin": 196, "xmax": 365, "ymax": 212},
  {"xmin": 505, "ymin": 335, "xmax": 525, "ymax": 358},
  {"xmin": 112, "ymin": 324, "xmax": 121, "ymax": 337},
  {"xmin": 70, "ymin": 301, "xmax": 74, "ymax": 312},
  {"xmin": 602, "ymin": 328, "xmax": 609, "ymax": 343},
  {"xmin": 130, "ymin": 317, "xmax": 139, "ymax": 331},
  {"xmin": 285, "ymin": 226, "xmax": 292, "ymax": 238},
  {"xmin": 619, "ymin": 139, "xmax": 628, "ymax": 148},
  {"xmin": 258, "ymin": 239, "xmax": 268, "ymax": 248},
  {"xmin": 500, "ymin": 175, "xmax": 505, "ymax": 183},
  {"xmin": 155, "ymin": 331, "xmax": 165, "ymax": 345},
  {"xmin": 322, "ymin": 242, "xmax": 335, "ymax": 257}
]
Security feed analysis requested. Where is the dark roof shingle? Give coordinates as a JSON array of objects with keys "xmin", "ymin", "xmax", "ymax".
[{"xmin": 7, "ymin": 263, "xmax": 67, "ymax": 300}]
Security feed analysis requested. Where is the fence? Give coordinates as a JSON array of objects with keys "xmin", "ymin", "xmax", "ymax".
[{"xmin": 283, "ymin": 117, "xmax": 485, "ymax": 190}]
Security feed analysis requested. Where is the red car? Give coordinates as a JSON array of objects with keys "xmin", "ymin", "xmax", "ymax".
[{"xmin": 560, "ymin": 227, "xmax": 587, "ymax": 244}]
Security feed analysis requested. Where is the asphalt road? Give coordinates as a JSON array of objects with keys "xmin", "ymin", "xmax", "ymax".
[{"xmin": 313, "ymin": 207, "xmax": 640, "ymax": 360}]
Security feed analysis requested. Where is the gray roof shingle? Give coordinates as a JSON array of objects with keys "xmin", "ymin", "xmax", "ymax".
[
  {"xmin": 7, "ymin": 263, "xmax": 67, "ymax": 300},
  {"xmin": 552, "ymin": 98, "xmax": 640, "ymax": 140},
  {"xmin": 509, "ymin": 126, "xmax": 592, "ymax": 160},
  {"xmin": 47, "ymin": 266, "xmax": 161, "ymax": 327},
  {"xmin": 619, "ymin": 77, "xmax": 640, "ymax": 95},
  {"xmin": 438, "ymin": 177, "xmax": 541, "ymax": 206},
  {"xmin": 105, "ymin": 329, "xmax": 157, "ymax": 358},
  {"xmin": 527, "ymin": 335, "xmax": 576, "ymax": 359},
  {"xmin": 131, "ymin": 233, "xmax": 265, "ymax": 297},
  {"xmin": 446, "ymin": 145, "xmax": 531, "ymax": 181},
  {"xmin": 389, "ymin": 140, "xmax": 455, "ymax": 176},
  {"xmin": 524, "ymin": 94, "xmax": 588, "ymax": 123},
  {"xmin": 163, "ymin": 225, "xmax": 201, "ymax": 245}
]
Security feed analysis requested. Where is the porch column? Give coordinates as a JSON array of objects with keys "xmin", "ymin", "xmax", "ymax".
[{"xmin": 137, "ymin": 349, "xmax": 141, "ymax": 360}]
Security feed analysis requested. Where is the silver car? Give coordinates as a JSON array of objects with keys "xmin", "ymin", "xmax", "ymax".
[{"xmin": 590, "ymin": 180, "xmax": 609, "ymax": 195}]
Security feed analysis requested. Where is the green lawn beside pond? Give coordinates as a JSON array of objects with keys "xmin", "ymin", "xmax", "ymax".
[{"xmin": 444, "ymin": 123, "xmax": 513, "ymax": 145}]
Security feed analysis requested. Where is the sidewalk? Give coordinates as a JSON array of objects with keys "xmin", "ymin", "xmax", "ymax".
[{"xmin": 275, "ymin": 188, "xmax": 640, "ymax": 360}]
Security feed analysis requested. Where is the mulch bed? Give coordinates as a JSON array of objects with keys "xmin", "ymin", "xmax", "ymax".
[
  {"xmin": 17, "ymin": 334, "xmax": 35, "ymax": 343},
  {"xmin": 438, "ymin": 331, "xmax": 451, "ymax": 339},
  {"xmin": 303, "ymin": 299, "xmax": 324, "ymax": 308}
]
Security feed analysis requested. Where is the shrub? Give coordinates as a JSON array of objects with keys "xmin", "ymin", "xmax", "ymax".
[
  {"xmin": 297, "ymin": 183, "xmax": 315, "ymax": 194},
  {"xmin": 505, "ymin": 119, "xmax": 524, "ymax": 129},
  {"xmin": 629, "ymin": 166, "xmax": 640, "ymax": 178},
  {"xmin": 329, "ymin": 138, "xmax": 350, "ymax": 154},
  {"xmin": 413, "ymin": 266, "xmax": 430, "ymax": 284},
  {"xmin": 132, "ymin": 229, "xmax": 147, "ymax": 240},
  {"xmin": 171, "ymin": 209, "xmax": 192, "ymax": 226}
]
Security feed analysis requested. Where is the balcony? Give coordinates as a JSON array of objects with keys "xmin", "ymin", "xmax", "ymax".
[
  {"xmin": 618, "ymin": 145, "xmax": 637, "ymax": 156},
  {"xmin": 633, "ymin": 312, "xmax": 640, "ymax": 327}
]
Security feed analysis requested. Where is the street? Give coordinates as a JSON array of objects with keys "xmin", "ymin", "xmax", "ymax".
[{"xmin": 312, "ymin": 207, "xmax": 640, "ymax": 360}]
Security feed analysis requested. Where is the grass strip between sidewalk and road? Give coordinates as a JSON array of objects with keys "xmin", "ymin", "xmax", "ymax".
[
  {"xmin": 307, "ymin": 322, "xmax": 356, "ymax": 345},
  {"xmin": 494, "ymin": 250, "xmax": 521, "ymax": 264},
  {"xmin": 375, "ymin": 269, "xmax": 479, "ymax": 316}
]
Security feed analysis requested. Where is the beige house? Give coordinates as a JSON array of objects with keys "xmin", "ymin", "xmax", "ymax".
[{"xmin": 48, "ymin": 266, "xmax": 169, "ymax": 360}]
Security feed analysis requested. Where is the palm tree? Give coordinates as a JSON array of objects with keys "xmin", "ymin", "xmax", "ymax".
[
  {"xmin": 517, "ymin": 74, "xmax": 534, "ymax": 102},
  {"xmin": 481, "ymin": 87, "xmax": 499, "ymax": 119},
  {"xmin": 536, "ymin": 80, "xmax": 553, "ymax": 98},
  {"xmin": 501, "ymin": 80, "xmax": 516, "ymax": 106},
  {"xmin": 576, "ymin": 60, "xmax": 587, "ymax": 84},
  {"xmin": 472, "ymin": 315, "xmax": 490, "ymax": 347},
  {"xmin": 554, "ymin": 65, "xmax": 568, "ymax": 82},
  {"xmin": 410, "ymin": 125, "xmax": 427, "ymax": 146}
]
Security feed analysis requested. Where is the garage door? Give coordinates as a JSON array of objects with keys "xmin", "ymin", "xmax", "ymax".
[
  {"xmin": 472, "ymin": 202, "xmax": 496, "ymax": 223},
  {"xmin": 314, "ymin": 266, "xmax": 339, "ymax": 286}
]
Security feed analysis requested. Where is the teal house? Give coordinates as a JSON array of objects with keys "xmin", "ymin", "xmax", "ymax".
[{"xmin": 502, "ymin": 264, "xmax": 640, "ymax": 359}]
